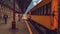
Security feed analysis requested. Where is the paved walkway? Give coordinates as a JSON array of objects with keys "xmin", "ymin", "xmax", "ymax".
[{"xmin": 0, "ymin": 17, "xmax": 29, "ymax": 34}]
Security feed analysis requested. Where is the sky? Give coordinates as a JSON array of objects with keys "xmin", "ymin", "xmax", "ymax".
[{"xmin": 24, "ymin": 0, "xmax": 42, "ymax": 14}]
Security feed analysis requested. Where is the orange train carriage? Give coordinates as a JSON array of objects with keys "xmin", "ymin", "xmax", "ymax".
[{"xmin": 28, "ymin": 0, "xmax": 58, "ymax": 30}]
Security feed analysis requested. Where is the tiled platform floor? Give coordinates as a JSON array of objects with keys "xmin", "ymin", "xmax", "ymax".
[{"xmin": 0, "ymin": 17, "xmax": 29, "ymax": 34}]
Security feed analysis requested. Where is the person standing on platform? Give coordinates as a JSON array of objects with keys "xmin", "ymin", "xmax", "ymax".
[
  {"xmin": 3, "ymin": 14, "xmax": 8, "ymax": 24},
  {"xmin": 18, "ymin": 14, "xmax": 20, "ymax": 21}
]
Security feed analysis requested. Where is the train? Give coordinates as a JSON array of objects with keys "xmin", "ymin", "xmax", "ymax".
[{"xmin": 28, "ymin": 0, "xmax": 58, "ymax": 30}]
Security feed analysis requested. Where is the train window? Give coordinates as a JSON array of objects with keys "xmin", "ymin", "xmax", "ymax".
[
  {"xmin": 31, "ymin": 9, "xmax": 39, "ymax": 15},
  {"xmin": 44, "ymin": 5, "xmax": 46, "ymax": 15},
  {"xmin": 58, "ymin": 0, "xmax": 60, "ymax": 29},
  {"xmin": 42, "ymin": 6, "xmax": 44, "ymax": 15},
  {"xmin": 46, "ymin": 4, "xmax": 49, "ymax": 15},
  {"xmin": 35, "ymin": 10, "xmax": 38, "ymax": 15},
  {"xmin": 31, "ymin": 10, "xmax": 35, "ymax": 15},
  {"xmin": 40, "ymin": 6, "xmax": 44, "ymax": 15},
  {"xmin": 58, "ymin": 1, "xmax": 60, "ymax": 17},
  {"xmin": 31, "ymin": 2, "xmax": 52, "ymax": 16},
  {"xmin": 48, "ymin": 3, "xmax": 51, "ymax": 15},
  {"xmin": 59, "ymin": 0, "xmax": 60, "ymax": 14},
  {"xmin": 39, "ymin": 8, "xmax": 42, "ymax": 15},
  {"xmin": 45, "ymin": 2, "xmax": 51, "ymax": 16},
  {"xmin": 37, "ymin": 8, "xmax": 39, "ymax": 15},
  {"xmin": 59, "ymin": 0, "xmax": 60, "ymax": 6}
]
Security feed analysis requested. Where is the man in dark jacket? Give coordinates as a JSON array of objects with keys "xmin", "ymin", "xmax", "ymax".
[{"xmin": 3, "ymin": 14, "xmax": 8, "ymax": 24}]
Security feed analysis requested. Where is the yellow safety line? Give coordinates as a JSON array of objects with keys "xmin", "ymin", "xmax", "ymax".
[{"xmin": 25, "ymin": 21, "xmax": 33, "ymax": 34}]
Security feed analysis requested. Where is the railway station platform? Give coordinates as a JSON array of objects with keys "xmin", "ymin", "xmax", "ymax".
[
  {"xmin": 0, "ymin": 0, "xmax": 60, "ymax": 34},
  {"xmin": 0, "ymin": 17, "xmax": 29, "ymax": 34}
]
